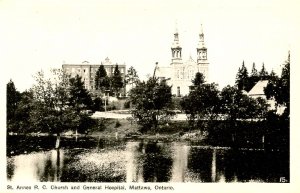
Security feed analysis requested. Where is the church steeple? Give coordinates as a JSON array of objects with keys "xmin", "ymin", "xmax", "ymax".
[
  {"xmin": 197, "ymin": 24, "xmax": 207, "ymax": 63},
  {"xmin": 171, "ymin": 24, "xmax": 182, "ymax": 63}
]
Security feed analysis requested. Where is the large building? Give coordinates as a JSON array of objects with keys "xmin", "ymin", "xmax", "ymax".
[
  {"xmin": 62, "ymin": 57, "xmax": 126, "ymax": 95},
  {"xmin": 155, "ymin": 25, "xmax": 209, "ymax": 96}
]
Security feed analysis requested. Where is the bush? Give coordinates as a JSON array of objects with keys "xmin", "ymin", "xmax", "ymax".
[
  {"xmin": 124, "ymin": 100, "xmax": 130, "ymax": 109},
  {"xmin": 115, "ymin": 120, "xmax": 121, "ymax": 128}
]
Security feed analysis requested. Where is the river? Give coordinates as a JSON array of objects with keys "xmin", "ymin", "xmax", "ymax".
[{"xmin": 7, "ymin": 135, "xmax": 289, "ymax": 182}]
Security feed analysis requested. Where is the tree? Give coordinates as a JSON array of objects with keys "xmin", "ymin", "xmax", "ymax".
[
  {"xmin": 251, "ymin": 62, "xmax": 258, "ymax": 77},
  {"xmin": 111, "ymin": 64, "xmax": 124, "ymax": 96},
  {"xmin": 129, "ymin": 77, "xmax": 174, "ymax": 132},
  {"xmin": 180, "ymin": 82, "xmax": 220, "ymax": 130},
  {"xmin": 269, "ymin": 70, "xmax": 277, "ymax": 80},
  {"xmin": 95, "ymin": 64, "xmax": 110, "ymax": 93},
  {"xmin": 69, "ymin": 74, "xmax": 93, "ymax": 112},
  {"xmin": 220, "ymin": 85, "xmax": 269, "ymax": 121},
  {"xmin": 6, "ymin": 80, "xmax": 21, "ymax": 130},
  {"xmin": 91, "ymin": 97, "xmax": 104, "ymax": 112},
  {"xmin": 248, "ymin": 62, "xmax": 260, "ymax": 91},
  {"xmin": 264, "ymin": 52, "xmax": 290, "ymax": 118},
  {"xmin": 30, "ymin": 69, "xmax": 96, "ymax": 147},
  {"xmin": 125, "ymin": 66, "xmax": 140, "ymax": 91},
  {"xmin": 235, "ymin": 61, "xmax": 249, "ymax": 91},
  {"xmin": 192, "ymin": 72, "xmax": 205, "ymax": 86},
  {"xmin": 259, "ymin": 63, "xmax": 269, "ymax": 79},
  {"xmin": 13, "ymin": 91, "xmax": 34, "ymax": 132}
]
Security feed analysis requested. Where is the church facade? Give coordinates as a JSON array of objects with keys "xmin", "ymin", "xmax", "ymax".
[{"xmin": 155, "ymin": 25, "xmax": 209, "ymax": 96}]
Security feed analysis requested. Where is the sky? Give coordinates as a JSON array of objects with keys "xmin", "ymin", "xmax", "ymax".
[{"xmin": 1, "ymin": 0, "xmax": 299, "ymax": 91}]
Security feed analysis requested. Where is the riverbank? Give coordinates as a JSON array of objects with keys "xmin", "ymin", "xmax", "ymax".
[
  {"xmin": 7, "ymin": 115, "xmax": 289, "ymax": 151},
  {"xmin": 8, "ymin": 118, "xmax": 205, "ymax": 142},
  {"xmin": 91, "ymin": 110, "xmax": 188, "ymax": 121},
  {"xmin": 87, "ymin": 118, "xmax": 205, "ymax": 142}
]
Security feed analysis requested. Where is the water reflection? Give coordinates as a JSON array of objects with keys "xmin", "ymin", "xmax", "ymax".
[
  {"xmin": 9, "ymin": 149, "xmax": 63, "ymax": 182},
  {"xmin": 7, "ymin": 136, "xmax": 289, "ymax": 182}
]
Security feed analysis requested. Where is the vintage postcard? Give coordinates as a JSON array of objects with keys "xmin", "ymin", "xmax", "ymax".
[{"xmin": 1, "ymin": 0, "xmax": 299, "ymax": 193}]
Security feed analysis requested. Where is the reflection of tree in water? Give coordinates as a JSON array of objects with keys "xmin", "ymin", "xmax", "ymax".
[
  {"xmin": 141, "ymin": 142, "xmax": 173, "ymax": 182},
  {"xmin": 187, "ymin": 148, "xmax": 212, "ymax": 182},
  {"xmin": 39, "ymin": 149, "xmax": 63, "ymax": 182},
  {"xmin": 222, "ymin": 150, "xmax": 289, "ymax": 182}
]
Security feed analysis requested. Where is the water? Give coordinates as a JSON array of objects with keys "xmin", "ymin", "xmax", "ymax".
[{"xmin": 7, "ymin": 135, "xmax": 289, "ymax": 183}]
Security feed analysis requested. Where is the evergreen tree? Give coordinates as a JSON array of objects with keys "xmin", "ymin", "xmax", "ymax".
[
  {"xmin": 248, "ymin": 62, "xmax": 260, "ymax": 91},
  {"xmin": 251, "ymin": 62, "xmax": 258, "ymax": 77},
  {"xmin": 259, "ymin": 63, "xmax": 269, "ymax": 79},
  {"xmin": 265, "ymin": 52, "xmax": 290, "ymax": 118},
  {"xmin": 269, "ymin": 69, "xmax": 278, "ymax": 81},
  {"xmin": 111, "ymin": 64, "xmax": 124, "ymax": 96},
  {"xmin": 235, "ymin": 61, "xmax": 249, "ymax": 91},
  {"xmin": 95, "ymin": 64, "xmax": 110, "ymax": 93},
  {"xmin": 69, "ymin": 74, "xmax": 93, "ymax": 112}
]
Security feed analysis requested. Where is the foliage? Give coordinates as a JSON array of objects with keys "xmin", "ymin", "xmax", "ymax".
[
  {"xmin": 12, "ymin": 91, "xmax": 34, "ymax": 132},
  {"xmin": 250, "ymin": 62, "xmax": 258, "ymax": 77},
  {"xmin": 6, "ymin": 79, "xmax": 21, "ymax": 128},
  {"xmin": 92, "ymin": 97, "xmax": 104, "ymax": 112},
  {"xmin": 23, "ymin": 69, "xmax": 96, "ymax": 135},
  {"xmin": 235, "ymin": 61, "xmax": 250, "ymax": 91},
  {"xmin": 264, "ymin": 52, "xmax": 290, "ymax": 118},
  {"xmin": 111, "ymin": 64, "xmax": 124, "ymax": 96},
  {"xmin": 180, "ymin": 82, "xmax": 220, "ymax": 129},
  {"xmin": 125, "ymin": 66, "xmax": 139, "ymax": 88},
  {"xmin": 29, "ymin": 69, "xmax": 72, "ymax": 134},
  {"xmin": 248, "ymin": 62, "xmax": 260, "ymax": 91},
  {"xmin": 129, "ymin": 77, "xmax": 174, "ymax": 132},
  {"xmin": 220, "ymin": 85, "xmax": 269, "ymax": 120},
  {"xmin": 115, "ymin": 120, "xmax": 121, "ymax": 128},
  {"xmin": 192, "ymin": 72, "xmax": 205, "ymax": 86},
  {"xmin": 123, "ymin": 100, "xmax": 131, "ymax": 109},
  {"xmin": 95, "ymin": 64, "xmax": 110, "ymax": 93},
  {"xmin": 259, "ymin": 63, "xmax": 269, "ymax": 80},
  {"xmin": 69, "ymin": 74, "xmax": 93, "ymax": 112}
]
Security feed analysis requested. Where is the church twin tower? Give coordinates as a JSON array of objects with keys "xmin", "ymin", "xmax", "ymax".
[{"xmin": 169, "ymin": 24, "xmax": 209, "ymax": 96}]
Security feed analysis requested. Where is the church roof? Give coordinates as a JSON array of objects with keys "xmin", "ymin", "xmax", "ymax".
[{"xmin": 185, "ymin": 56, "xmax": 196, "ymax": 65}]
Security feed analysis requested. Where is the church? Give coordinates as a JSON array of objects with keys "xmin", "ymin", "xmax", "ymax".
[{"xmin": 155, "ymin": 25, "xmax": 209, "ymax": 96}]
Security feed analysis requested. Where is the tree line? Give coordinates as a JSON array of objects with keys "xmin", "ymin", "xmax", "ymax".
[
  {"xmin": 6, "ymin": 65, "xmax": 140, "ymax": 135},
  {"xmin": 235, "ymin": 61, "xmax": 277, "ymax": 92},
  {"xmin": 129, "ymin": 52, "xmax": 290, "ymax": 135},
  {"xmin": 7, "ymin": 70, "xmax": 97, "ymax": 136},
  {"xmin": 94, "ymin": 64, "xmax": 140, "ymax": 97},
  {"xmin": 7, "ymin": 51, "xmax": 289, "ymax": 148}
]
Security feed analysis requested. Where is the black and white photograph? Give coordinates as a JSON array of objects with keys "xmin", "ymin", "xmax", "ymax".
[{"xmin": 1, "ymin": 0, "xmax": 299, "ymax": 192}]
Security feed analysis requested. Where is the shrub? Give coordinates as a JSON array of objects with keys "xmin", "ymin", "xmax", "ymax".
[{"xmin": 115, "ymin": 120, "xmax": 121, "ymax": 128}]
